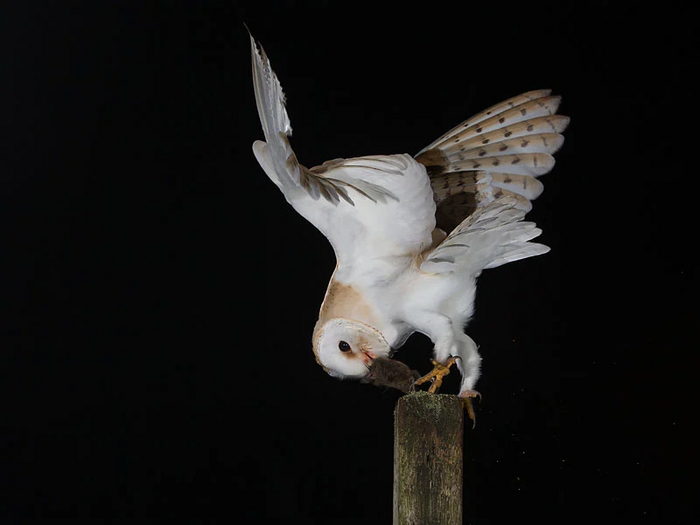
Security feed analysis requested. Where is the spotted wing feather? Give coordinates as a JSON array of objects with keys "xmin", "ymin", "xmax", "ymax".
[{"xmin": 416, "ymin": 90, "xmax": 569, "ymax": 232}]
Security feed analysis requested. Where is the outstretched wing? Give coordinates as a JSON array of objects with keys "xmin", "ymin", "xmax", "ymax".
[
  {"xmin": 249, "ymin": 35, "xmax": 436, "ymax": 281},
  {"xmin": 420, "ymin": 196, "xmax": 549, "ymax": 275},
  {"xmin": 416, "ymin": 90, "xmax": 569, "ymax": 232}
]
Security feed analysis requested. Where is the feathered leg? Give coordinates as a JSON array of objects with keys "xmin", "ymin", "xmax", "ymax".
[
  {"xmin": 406, "ymin": 311, "xmax": 459, "ymax": 364},
  {"xmin": 454, "ymin": 333, "xmax": 481, "ymax": 393},
  {"xmin": 407, "ymin": 311, "xmax": 482, "ymax": 424},
  {"xmin": 453, "ymin": 333, "xmax": 482, "ymax": 426}
]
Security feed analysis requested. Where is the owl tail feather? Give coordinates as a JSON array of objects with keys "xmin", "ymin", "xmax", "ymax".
[{"xmin": 420, "ymin": 197, "xmax": 549, "ymax": 275}]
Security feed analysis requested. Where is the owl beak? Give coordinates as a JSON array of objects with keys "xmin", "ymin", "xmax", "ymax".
[{"xmin": 361, "ymin": 350, "xmax": 376, "ymax": 366}]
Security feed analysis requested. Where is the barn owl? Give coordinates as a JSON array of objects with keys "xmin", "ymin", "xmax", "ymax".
[{"xmin": 249, "ymin": 34, "xmax": 567, "ymax": 420}]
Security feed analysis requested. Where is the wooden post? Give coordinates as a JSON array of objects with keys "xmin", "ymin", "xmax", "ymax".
[{"xmin": 393, "ymin": 391, "xmax": 464, "ymax": 525}]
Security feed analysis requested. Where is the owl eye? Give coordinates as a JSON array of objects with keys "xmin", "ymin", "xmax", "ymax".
[{"xmin": 338, "ymin": 340, "xmax": 351, "ymax": 352}]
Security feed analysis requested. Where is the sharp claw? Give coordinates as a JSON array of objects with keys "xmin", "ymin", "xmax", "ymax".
[
  {"xmin": 460, "ymin": 390, "xmax": 481, "ymax": 429},
  {"xmin": 413, "ymin": 357, "xmax": 458, "ymax": 394},
  {"xmin": 463, "ymin": 398, "xmax": 476, "ymax": 428}
]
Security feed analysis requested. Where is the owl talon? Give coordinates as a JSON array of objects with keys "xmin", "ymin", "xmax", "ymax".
[
  {"xmin": 460, "ymin": 390, "xmax": 481, "ymax": 428},
  {"xmin": 414, "ymin": 357, "xmax": 457, "ymax": 394}
]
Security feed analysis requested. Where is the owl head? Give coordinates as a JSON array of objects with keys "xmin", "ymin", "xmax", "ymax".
[{"xmin": 313, "ymin": 318, "xmax": 392, "ymax": 379}]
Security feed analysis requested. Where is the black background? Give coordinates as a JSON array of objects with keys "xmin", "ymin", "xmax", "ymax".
[{"xmin": 2, "ymin": 1, "xmax": 698, "ymax": 522}]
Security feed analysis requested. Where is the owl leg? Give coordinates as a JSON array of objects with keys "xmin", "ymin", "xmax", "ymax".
[
  {"xmin": 405, "ymin": 311, "xmax": 458, "ymax": 364},
  {"xmin": 405, "ymin": 311, "xmax": 459, "ymax": 393},
  {"xmin": 454, "ymin": 333, "xmax": 481, "ymax": 392},
  {"xmin": 407, "ymin": 312, "xmax": 477, "ymax": 403},
  {"xmin": 454, "ymin": 334, "xmax": 482, "ymax": 427}
]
